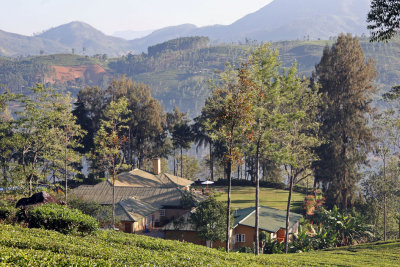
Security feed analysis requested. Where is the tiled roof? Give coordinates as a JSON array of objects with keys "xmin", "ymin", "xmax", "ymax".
[
  {"xmin": 116, "ymin": 197, "xmax": 160, "ymax": 222},
  {"xmin": 71, "ymin": 181, "xmax": 185, "ymax": 205},
  {"xmin": 71, "ymin": 169, "xmax": 193, "ymax": 206},
  {"xmin": 112, "ymin": 169, "xmax": 193, "ymax": 188}
]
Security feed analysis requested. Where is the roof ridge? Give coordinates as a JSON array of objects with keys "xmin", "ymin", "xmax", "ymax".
[
  {"xmin": 118, "ymin": 201, "xmax": 135, "ymax": 222},
  {"xmin": 234, "ymin": 207, "xmax": 256, "ymax": 228}
]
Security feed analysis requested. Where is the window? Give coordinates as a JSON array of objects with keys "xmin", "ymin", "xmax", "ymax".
[
  {"xmin": 235, "ymin": 234, "xmax": 245, "ymax": 243},
  {"xmin": 159, "ymin": 209, "xmax": 166, "ymax": 217}
]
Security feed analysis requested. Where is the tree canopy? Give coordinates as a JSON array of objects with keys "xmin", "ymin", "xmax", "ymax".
[
  {"xmin": 313, "ymin": 34, "xmax": 377, "ymax": 209},
  {"xmin": 368, "ymin": 0, "xmax": 400, "ymax": 42}
]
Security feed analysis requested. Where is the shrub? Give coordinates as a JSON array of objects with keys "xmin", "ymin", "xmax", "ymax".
[
  {"xmin": 0, "ymin": 206, "xmax": 16, "ymax": 222},
  {"xmin": 27, "ymin": 203, "xmax": 98, "ymax": 235},
  {"xmin": 68, "ymin": 198, "xmax": 102, "ymax": 217},
  {"xmin": 67, "ymin": 198, "xmax": 112, "ymax": 227},
  {"xmin": 262, "ymin": 236, "xmax": 285, "ymax": 254}
]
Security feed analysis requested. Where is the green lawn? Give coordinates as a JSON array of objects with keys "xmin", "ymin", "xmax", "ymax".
[
  {"xmin": 0, "ymin": 224, "xmax": 398, "ymax": 266},
  {"xmin": 214, "ymin": 186, "xmax": 305, "ymax": 213}
]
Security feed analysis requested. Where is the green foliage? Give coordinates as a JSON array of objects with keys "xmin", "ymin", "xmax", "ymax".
[
  {"xmin": 108, "ymin": 77, "xmax": 168, "ymax": 167},
  {"xmin": 313, "ymin": 34, "xmax": 377, "ymax": 209},
  {"xmin": 367, "ymin": 0, "xmax": 400, "ymax": 42},
  {"xmin": 176, "ymin": 155, "xmax": 200, "ymax": 180},
  {"xmin": 313, "ymin": 206, "xmax": 374, "ymax": 247},
  {"xmin": 26, "ymin": 203, "xmax": 98, "ymax": 235},
  {"xmin": 6, "ymin": 84, "xmax": 85, "ymax": 196},
  {"xmin": 262, "ymin": 235, "xmax": 285, "ymax": 254},
  {"xmin": 0, "ymin": 224, "xmax": 399, "ymax": 266},
  {"xmin": 148, "ymin": 37, "xmax": 210, "ymax": 56},
  {"xmin": 190, "ymin": 195, "xmax": 230, "ymax": 244}
]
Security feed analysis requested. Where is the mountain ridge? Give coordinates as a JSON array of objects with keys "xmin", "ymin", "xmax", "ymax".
[{"xmin": 0, "ymin": 0, "xmax": 372, "ymax": 56}]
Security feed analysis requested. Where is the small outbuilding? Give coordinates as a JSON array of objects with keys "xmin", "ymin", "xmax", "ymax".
[{"xmin": 163, "ymin": 206, "xmax": 303, "ymax": 249}]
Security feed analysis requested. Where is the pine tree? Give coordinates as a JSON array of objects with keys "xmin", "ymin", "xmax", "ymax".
[{"xmin": 313, "ymin": 34, "xmax": 377, "ymax": 210}]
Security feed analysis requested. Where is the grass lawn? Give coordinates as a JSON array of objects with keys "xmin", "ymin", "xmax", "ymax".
[{"xmin": 214, "ymin": 186, "xmax": 305, "ymax": 213}]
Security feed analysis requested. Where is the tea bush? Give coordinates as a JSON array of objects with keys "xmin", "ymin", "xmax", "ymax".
[{"xmin": 27, "ymin": 203, "xmax": 98, "ymax": 235}]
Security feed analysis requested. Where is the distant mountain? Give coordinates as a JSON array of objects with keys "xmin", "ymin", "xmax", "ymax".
[
  {"xmin": 214, "ymin": 0, "xmax": 370, "ymax": 41},
  {"xmin": 37, "ymin": 21, "xmax": 133, "ymax": 56},
  {"xmin": 113, "ymin": 29, "xmax": 154, "ymax": 40},
  {"xmin": 0, "ymin": 29, "xmax": 69, "ymax": 56},
  {"xmin": 0, "ymin": 21, "xmax": 136, "ymax": 57},
  {"xmin": 130, "ymin": 0, "xmax": 371, "ymax": 51},
  {"xmin": 0, "ymin": 0, "xmax": 372, "ymax": 56}
]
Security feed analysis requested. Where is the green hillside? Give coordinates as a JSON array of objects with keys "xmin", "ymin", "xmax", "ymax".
[
  {"xmin": 0, "ymin": 224, "xmax": 398, "ymax": 266},
  {"xmin": 1, "ymin": 36, "xmax": 400, "ymax": 117}
]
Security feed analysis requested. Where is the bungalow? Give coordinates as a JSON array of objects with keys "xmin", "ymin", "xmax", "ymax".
[
  {"xmin": 71, "ymin": 159, "xmax": 195, "ymax": 233},
  {"xmin": 163, "ymin": 206, "xmax": 303, "ymax": 249}
]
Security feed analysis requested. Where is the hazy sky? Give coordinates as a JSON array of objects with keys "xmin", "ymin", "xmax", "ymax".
[{"xmin": 0, "ymin": 0, "xmax": 273, "ymax": 36}]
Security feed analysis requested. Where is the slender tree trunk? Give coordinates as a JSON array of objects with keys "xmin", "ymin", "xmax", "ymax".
[
  {"xmin": 284, "ymin": 168, "xmax": 294, "ymax": 254},
  {"xmin": 226, "ymin": 158, "xmax": 232, "ymax": 253},
  {"xmin": 209, "ymin": 142, "xmax": 214, "ymax": 181},
  {"xmin": 128, "ymin": 126, "xmax": 132, "ymax": 168},
  {"xmin": 112, "ymin": 159, "xmax": 116, "ymax": 229},
  {"xmin": 383, "ymin": 153, "xmax": 387, "ymax": 241},
  {"xmin": 173, "ymin": 150, "xmax": 176, "ymax": 176},
  {"xmin": 255, "ymin": 146, "xmax": 260, "ymax": 255},
  {"xmin": 65, "ymin": 130, "xmax": 68, "ymax": 204},
  {"xmin": 180, "ymin": 146, "xmax": 183, "ymax": 178},
  {"xmin": 244, "ymin": 157, "xmax": 248, "ymax": 180},
  {"xmin": 29, "ymin": 175, "xmax": 33, "ymax": 196}
]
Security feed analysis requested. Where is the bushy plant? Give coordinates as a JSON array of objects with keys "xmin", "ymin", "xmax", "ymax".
[
  {"xmin": 290, "ymin": 225, "xmax": 315, "ymax": 252},
  {"xmin": 238, "ymin": 246, "xmax": 254, "ymax": 253},
  {"xmin": 68, "ymin": 198, "xmax": 113, "ymax": 227},
  {"xmin": 0, "ymin": 206, "xmax": 16, "ymax": 222},
  {"xmin": 262, "ymin": 235, "xmax": 285, "ymax": 254},
  {"xmin": 314, "ymin": 206, "xmax": 374, "ymax": 246},
  {"xmin": 68, "ymin": 198, "xmax": 102, "ymax": 217},
  {"xmin": 27, "ymin": 203, "xmax": 98, "ymax": 235}
]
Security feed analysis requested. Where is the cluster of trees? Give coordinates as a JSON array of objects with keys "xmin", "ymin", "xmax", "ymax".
[
  {"xmin": 0, "ymin": 85, "xmax": 84, "ymax": 199},
  {"xmin": 148, "ymin": 36, "xmax": 210, "ymax": 56},
  {"xmin": 195, "ymin": 32, "xmax": 398, "ymax": 254}
]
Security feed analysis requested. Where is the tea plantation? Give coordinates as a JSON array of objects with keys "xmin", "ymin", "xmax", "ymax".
[{"xmin": 0, "ymin": 224, "xmax": 398, "ymax": 266}]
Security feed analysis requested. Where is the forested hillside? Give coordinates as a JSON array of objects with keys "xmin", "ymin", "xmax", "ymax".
[{"xmin": 1, "ymin": 36, "xmax": 399, "ymax": 116}]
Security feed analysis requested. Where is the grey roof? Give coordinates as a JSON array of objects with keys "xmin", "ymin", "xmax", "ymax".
[
  {"xmin": 235, "ymin": 206, "xmax": 303, "ymax": 233},
  {"xmin": 71, "ymin": 181, "xmax": 185, "ymax": 205},
  {"xmin": 163, "ymin": 206, "xmax": 303, "ymax": 234},
  {"xmin": 70, "ymin": 169, "xmax": 197, "ymax": 223},
  {"xmin": 116, "ymin": 197, "xmax": 160, "ymax": 222},
  {"xmin": 71, "ymin": 168, "xmax": 194, "ymax": 206}
]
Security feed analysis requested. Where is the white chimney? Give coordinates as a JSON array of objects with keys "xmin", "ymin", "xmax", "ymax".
[{"xmin": 152, "ymin": 158, "xmax": 161, "ymax": 175}]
